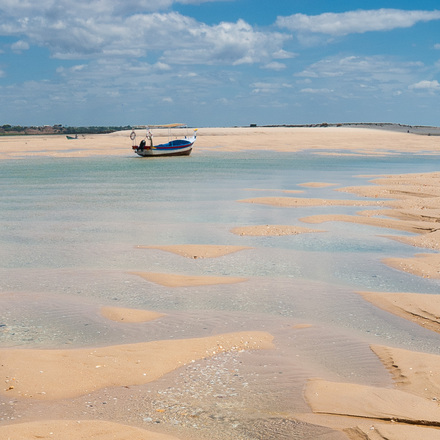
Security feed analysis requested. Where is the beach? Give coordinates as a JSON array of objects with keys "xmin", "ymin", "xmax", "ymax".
[
  {"xmin": 1, "ymin": 126, "xmax": 440, "ymax": 160},
  {"xmin": 1, "ymin": 126, "xmax": 440, "ymax": 439}
]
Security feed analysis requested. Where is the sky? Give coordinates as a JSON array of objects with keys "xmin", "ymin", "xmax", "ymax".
[{"xmin": 1, "ymin": 0, "xmax": 440, "ymax": 127}]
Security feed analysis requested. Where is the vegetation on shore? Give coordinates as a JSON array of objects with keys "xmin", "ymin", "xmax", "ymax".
[{"xmin": 0, "ymin": 124, "xmax": 131, "ymax": 136}]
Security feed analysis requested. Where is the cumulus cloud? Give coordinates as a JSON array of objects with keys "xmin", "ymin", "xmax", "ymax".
[
  {"xmin": 156, "ymin": 18, "xmax": 288, "ymax": 65},
  {"xmin": 277, "ymin": 9, "xmax": 440, "ymax": 36},
  {"xmin": 409, "ymin": 80, "xmax": 440, "ymax": 91},
  {"xmin": 251, "ymin": 81, "xmax": 292, "ymax": 94},
  {"xmin": 0, "ymin": 3, "xmax": 287, "ymax": 66},
  {"xmin": 11, "ymin": 40, "xmax": 29, "ymax": 52},
  {"xmin": 296, "ymin": 55, "xmax": 422, "ymax": 82},
  {"xmin": 262, "ymin": 62, "xmax": 286, "ymax": 70},
  {"xmin": 294, "ymin": 55, "xmax": 427, "ymax": 99}
]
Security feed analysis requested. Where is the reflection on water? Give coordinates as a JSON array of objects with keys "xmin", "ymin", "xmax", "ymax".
[{"xmin": 1, "ymin": 151, "xmax": 440, "ymax": 438}]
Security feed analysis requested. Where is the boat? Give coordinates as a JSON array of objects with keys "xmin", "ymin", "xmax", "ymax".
[
  {"xmin": 66, "ymin": 134, "xmax": 78, "ymax": 140},
  {"xmin": 130, "ymin": 124, "xmax": 197, "ymax": 157}
]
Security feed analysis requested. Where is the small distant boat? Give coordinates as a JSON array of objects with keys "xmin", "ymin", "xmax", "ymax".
[
  {"xmin": 66, "ymin": 135, "xmax": 78, "ymax": 140},
  {"xmin": 130, "ymin": 124, "xmax": 197, "ymax": 157}
]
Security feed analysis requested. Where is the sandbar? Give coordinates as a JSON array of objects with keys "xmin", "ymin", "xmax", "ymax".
[
  {"xmin": 137, "ymin": 244, "xmax": 250, "ymax": 259},
  {"xmin": 1, "ymin": 331, "xmax": 273, "ymax": 400},
  {"xmin": 358, "ymin": 291, "xmax": 440, "ymax": 333},
  {"xmin": 0, "ymin": 420, "xmax": 181, "ymax": 440},
  {"xmin": 298, "ymin": 341, "xmax": 440, "ymax": 438},
  {"xmin": 383, "ymin": 253, "xmax": 440, "ymax": 279},
  {"xmin": 100, "ymin": 306, "xmax": 165, "ymax": 323},
  {"xmin": 2, "ymin": 126, "xmax": 440, "ymax": 160},
  {"xmin": 244, "ymin": 188, "xmax": 304, "ymax": 194},
  {"xmin": 387, "ymin": 230, "xmax": 440, "ymax": 250},
  {"xmin": 298, "ymin": 182, "xmax": 338, "ymax": 188},
  {"xmin": 238, "ymin": 196, "xmax": 379, "ymax": 208},
  {"xmin": 371, "ymin": 344, "xmax": 440, "ymax": 399},
  {"xmin": 230, "ymin": 224, "xmax": 323, "ymax": 236},
  {"xmin": 304, "ymin": 378, "xmax": 440, "ymax": 425},
  {"xmin": 130, "ymin": 271, "xmax": 247, "ymax": 287},
  {"xmin": 301, "ymin": 213, "xmax": 438, "ymax": 234}
]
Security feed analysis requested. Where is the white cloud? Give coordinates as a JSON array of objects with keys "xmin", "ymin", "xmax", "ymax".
[
  {"xmin": 263, "ymin": 62, "xmax": 286, "ymax": 71},
  {"xmin": 300, "ymin": 88, "xmax": 334, "ymax": 94},
  {"xmin": 251, "ymin": 81, "xmax": 292, "ymax": 94},
  {"xmin": 154, "ymin": 62, "xmax": 171, "ymax": 71},
  {"xmin": 277, "ymin": 9, "xmax": 440, "ymax": 36},
  {"xmin": 0, "ymin": 3, "xmax": 287, "ymax": 67},
  {"xmin": 434, "ymin": 43, "xmax": 440, "ymax": 50},
  {"xmin": 155, "ymin": 18, "xmax": 288, "ymax": 65},
  {"xmin": 409, "ymin": 80, "xmax": 440, "ymax": 91},
  {"xmin": 296, "ymin": 55, "xmax": 422, "ymax": 82},
  {"xmin": 272, "ymin": 49, "xmax": 296, "ymax": 59},
  {"xmin": 11, "ymin": 40, "xmax": 29, "ymax": 52}
]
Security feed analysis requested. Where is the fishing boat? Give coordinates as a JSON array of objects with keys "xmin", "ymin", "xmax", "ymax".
[{"xmin": 130, "ymin": 124, "xmax": 197, "ymax": 157}]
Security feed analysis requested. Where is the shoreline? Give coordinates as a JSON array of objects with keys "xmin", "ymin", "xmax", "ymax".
[{"xmin": 1, "ymin": 125, "xmax": 440, "ymax": 160}]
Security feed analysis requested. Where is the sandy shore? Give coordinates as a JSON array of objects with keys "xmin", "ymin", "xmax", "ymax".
[
  {"xmin": 2, "ymin": 127, "xmax": 440, "ymax": 439},
  {"xmin": 1, "ymin": 125, "xmax": 440, "ymax": 160}
]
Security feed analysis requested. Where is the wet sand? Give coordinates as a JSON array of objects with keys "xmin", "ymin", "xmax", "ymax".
[
  {"xmin": 230, "ymin": 225, "xmax": 323, "ymax": 236},
  {"xmin": 136, "ymin": 244, "xmax": 251, "ymax": 259},
  {"xmin": 358, "ymin": 291, "xmax": 440, "ymax": 333},
  {"xmin": 1, "ymin": 331, "xmax": 273, "ymax": 400},
  {"xmin": 0, "ymin": 419, "xmax": 182, "ymax": 440},
  {"xmin": 2, "ymin": 127, "xmax": 440, "ymax": 439},
  {"xmin": 100, "ymin": 306, "xmax": 165, "ymax": 323},
  {"xmin": 130, "ymin": 272, "xmax": 248, "ymax": 287}
]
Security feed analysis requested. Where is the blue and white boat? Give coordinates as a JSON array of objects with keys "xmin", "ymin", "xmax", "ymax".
[{"xmin": 130, "ymin": 124, "xmax": 197, "ymax": 157}]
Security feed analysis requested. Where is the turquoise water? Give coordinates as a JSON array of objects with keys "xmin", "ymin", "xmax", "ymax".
[{"xmin": 1, "ymin": 151, "xmax": 440, "ymax": 438}]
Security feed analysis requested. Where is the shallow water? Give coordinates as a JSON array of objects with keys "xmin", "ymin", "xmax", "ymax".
[{"xmin": 1, "ymin": 151, "xmax": 440, "ymax": 438}]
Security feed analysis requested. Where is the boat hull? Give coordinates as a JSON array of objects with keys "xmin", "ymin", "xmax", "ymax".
[{"xmin": 133, "ymin": 138, "xmax": 194, "ymax": 157}]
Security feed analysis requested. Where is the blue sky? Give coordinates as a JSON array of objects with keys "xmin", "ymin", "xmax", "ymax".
[{"xmin": 1, "ymin": 1, "xmax": 440, "ymax": 127}]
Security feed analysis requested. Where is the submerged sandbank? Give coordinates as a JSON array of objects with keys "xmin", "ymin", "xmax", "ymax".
[
  {"xmin": 1, "ymin": 331, "xmax": 273, "ymax": 400},
  {"xmin": 100, "ymin": 306, "xmax": 165, "ymax": 323},
  {"xmin": 230, "ymin": 225, "xmax": 323, "ymax": 236},
  {"xmin": 299, "ymin": 171, "xmax": 440, "ymax": 278},
  {"xmin": 130, "ymin": 272, "xmax": 247, "ymax": 287},
  {"xmin": 238, "ymin": 196, "xmax": 380, "ymax": 208},
  {"xmin": 136, "ymin": 244, "xmax": 250, "ymax": 259}
]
